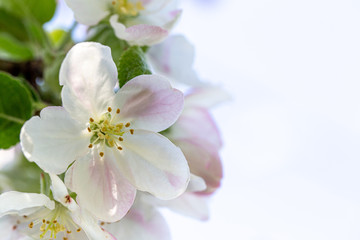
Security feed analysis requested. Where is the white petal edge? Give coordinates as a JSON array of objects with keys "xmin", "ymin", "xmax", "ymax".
[
  {"xmin": 20, "ymin": 106, "xmax": 90, "ymax": 174},
  {"xmin": 65, "ymin": 150, "xmax": 136, "ymax": 222},
  {"xmin": 0, "ymin": 191, "xmax": 54, "ymax": 217},
  {"xmin": 49, "ymin": 174, "xmax": 78, "ymax": 211},
  {"xmin": 110, "ymin": 15, "xmax": 168, "ymax": 46},
  {"xmin": 59, "ymin": 42, "xmax": 118, "ymax": 123},
  {"xmin": 115, "ymin": 130, "xmax": 190, "ymax": 200},
  {"xmin": 63, "ymin": 0, "xmax": 111, "ymax": 26},
  {"xmin": 112, "ymin": 74, "xmax": 184, "ymax": 132}
]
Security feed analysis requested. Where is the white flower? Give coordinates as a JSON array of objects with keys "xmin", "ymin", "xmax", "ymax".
[
  {"xmin": 64, "ymin": 0, "xmax": 181, "ymax": 46},
  {"xmin": 20, "ymin": 42, "xmax": 190, "ymax": 222},
  {"xmin": 0, "ymin": 174, "xmax": 115, "ymax": 240}
]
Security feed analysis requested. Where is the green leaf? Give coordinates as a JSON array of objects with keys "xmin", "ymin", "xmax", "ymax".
[
  {"xmin": 117, "ymin": 46, "xmax": 152, "ymax": 88},
  {"xmin": 0, "ymin": 72, "xmax": 33, "ymax": 149},
  {"xmin": 87, "ymin": 24, "xmax": 129, "ymax": 62},
  {"xmin": 0, "ymin": 8, "xmax": 29, "ymax": 41},
  {"xmin": 0, "ymin": 0, "xmax": 56, "ymax": 24},
  {"xmin": 0, "ymin": 32, "xmax": 33, "ymax": 62}
]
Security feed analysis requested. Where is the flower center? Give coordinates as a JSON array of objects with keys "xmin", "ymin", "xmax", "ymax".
[
  {"xmin": 88, "ymin": 107, "xmax": 134, "ymax": 156},
  {"xmin": 26, "ymin": 204, "xmax": 80, "ymax": 239},
  {"xmin": 112, "ymin": 0, "xmax": 145, "ymax": 17}
]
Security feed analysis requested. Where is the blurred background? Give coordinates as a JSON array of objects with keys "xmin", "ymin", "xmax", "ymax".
[{"xmin": 46, "ymin": 0, "xmax": 360, "ymax": 239}]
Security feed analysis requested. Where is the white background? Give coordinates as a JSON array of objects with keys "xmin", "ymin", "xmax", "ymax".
[{"xmin": 47, "ymin": 0, "xmax": 360, "ymax": 239}]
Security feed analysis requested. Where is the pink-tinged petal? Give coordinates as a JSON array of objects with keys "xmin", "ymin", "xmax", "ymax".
[
  {"xmin": 0, "ymin": 191, "xmax": 54, "ymax": 217},
  {"xmin": 20, "ymin": 107, "xmax": 90, "ymax": 174},
  {"xmin": 185, "ymin": 86, "xmax": 232, "ymax": 109},
  {"xmin": 59, "ymin": 42, "xmax": 117, "ymax": 123},
  {"xmin": 104, "ymin": 200, "xmax": 171, "ymax": 240},
  {"xmin": 110, "ymin": 15, "xmax": 168, "ymax": 46},
  {"xmin": 115, "ymin": 130, "xmax": 190, "ymax": 200},
  {"xmin": 170, "ymin": 107, "xmax": 222, "ymax": 149},
  {"xmin": 173, "ymin": 139, "xmax": 223, "ymax": 194},
  {"xmin": 148, "ymin": 35, "xmax": 203, "ymax": 86},
  {"xmin": 65, "ymin": 149, "xmax": 136, "ymax": 222},
  {"xmin": 64, "ymin": 0, "xmax": 111, "ymax": 26},
  {"xmin": 112, "ymin": 74, "xmax": 183, "ymax": 132}
]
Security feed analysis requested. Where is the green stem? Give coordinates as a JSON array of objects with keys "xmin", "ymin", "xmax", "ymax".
[
  {"xmin": 33, "ymin": 101, "xmax": 48, "ymax": 111},
  {"xmin": 0, "ymin": 113, "xmax": 25, "ymax": 124}
]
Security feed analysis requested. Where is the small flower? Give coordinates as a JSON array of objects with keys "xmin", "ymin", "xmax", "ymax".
[
  {"xmin": 0, "ymin": 174, "xmax": 115, "ymax": 240},
  {"xmin": 64, "ymin": 0, "xmax": 181, "ymax": 45},
  {"xmin": 20, "ymin": 42, "xmax": 190, "ymax": 222}
]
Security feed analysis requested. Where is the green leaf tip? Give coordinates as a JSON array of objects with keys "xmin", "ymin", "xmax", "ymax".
[{"xmin": 117, "ymin": 46, "xmax": 152, "ymax": 88}]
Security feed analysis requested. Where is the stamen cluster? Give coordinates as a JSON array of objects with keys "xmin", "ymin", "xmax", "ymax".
[
  {"xmin": 112, "ymin": 0, "xmax": 145, "ymax": 17},
  {"xmin": 88, "ymin": 107, "xmax": 134, "ymax": 156}
]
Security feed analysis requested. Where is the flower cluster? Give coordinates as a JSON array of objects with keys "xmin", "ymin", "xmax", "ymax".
[{"xmin": 0, "ymin": 0, "xmax": 228, "ymax": 239}]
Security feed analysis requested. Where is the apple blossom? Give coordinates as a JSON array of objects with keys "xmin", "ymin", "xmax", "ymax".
[
  {"xmin": 0, "ymin": 174, "xmax": 115, "ymax": 240},
  {"xmin": 64, "ymin": 0, "xmax": 181, "ymax": 46},
  {"xmin": 20, "ymin": 42, "xmax": 190, "ymax": 222}
]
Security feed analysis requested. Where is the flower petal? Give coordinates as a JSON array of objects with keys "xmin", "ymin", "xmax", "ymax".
[
  {"xmin": 64, "ymin": 0, "xmax": 111, "ymax": 26},
  {"xmin": 115, "ymin": 130, "xmax": 190, "ymax": 199},
  {"xmin": 110, "ymin": 15, "xmax": 168, "ymax": 46},
  {"xmin": 20, "ymin": 107, "xmax": 90, "ymax": 174},
  {"xmin": 185, "ymin": 86, "xmax": 231, "ymax": 109},
  {"xmin": 65, "ymin": 149, "xmax": 136, "ymax": 222},
  {"xmin": 187, "ymin": 174, "xmax": 206, "ymax": 192},
  {"xmin": 169, "ymin": 107, "xmax": 222, "ymax": 149},
  {"xmin": 162, "ymin": 192, "xmax": 210, "ymax": 221},
  {"xmin": 71, "ymin": 209, "xmax": 117, "ymax": 240},
  {"xmin": 0, "ymin": 216, "xmax": 30, "ymax": 240},
  {"xmin": 112, "ymin": 74, "xmax": 183, "ymax": 132},
  {"xmin": 20, "ymin": 107, "xmax": 89, "ymax": 174},
  {"xmin": 49, "ymin": 174, "xmax": 79, "ymax": 212},
  {"xmin": 59, "ymin": 42, "xmax": 117, "ymax": 123},
  {"xmin": 0, "ymin": 191, "xmax": 54, "ymax": 217},
  {"xmin": 148, "ymin": 35, "xmax": 202, "ymax": 86},
  {"xmin": 103, "ymin": 199, "xmax": 171, "ymax": 240},
  {"xmin": 173, "ymin": 139, "xmax": 223, "ymax": 194}
]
